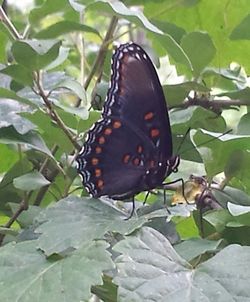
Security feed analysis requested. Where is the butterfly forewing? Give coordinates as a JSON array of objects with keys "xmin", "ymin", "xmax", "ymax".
[
  {"xmin": 77, "ymin": 42, "xmax": 174, "ymax": 199},
  {"xmin": 103, "ymin": 43, "xmax": 173, "ymax": 160}
]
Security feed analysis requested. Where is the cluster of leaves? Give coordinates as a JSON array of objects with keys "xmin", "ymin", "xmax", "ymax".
[{"xmin": 0, "ymin": 0, "xmax": 250, "ymax": 301}]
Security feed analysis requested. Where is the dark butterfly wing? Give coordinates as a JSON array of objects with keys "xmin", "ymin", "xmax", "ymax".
[
  {"xmin": 103, "ymin": 43, "xmax": 173, "ymax": 160},
  {"xmin": 77, "ymin": 42, "xmax": 175, "ymax": 199}
]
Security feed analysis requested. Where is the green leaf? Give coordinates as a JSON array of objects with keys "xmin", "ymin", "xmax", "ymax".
[
  {"xmin": 0, "ymin": 127, "xmax": 53, "ymax": 158},
  {"xmin": 24, "ymin": 110, "xmax": 73, "ymax": 153},
  {"xmin": 218, "ymin": 87, "xmax": 250, "ymax": 102},
  {"xmin": 45, "ymin": 46, "xmax": 70, "ymax": 70},
  {"xmin": 0, "ymin": 99, "xmax": 36, "ymax": 134},
  {"xmin": 114, "ymin": 227, "xmax": 250, "ymax": 301},
  {"xmin": 8, "ymin": 203, "xmax": 42, "ymax": 228},
  {"xmin": 13, "ymin": 171, "xmax": 50, "ymax": 191},
  {"xmin": 155, "ymin": 33, "xmax": 192, "ymax": 69},
  {"xmin": 228, "ymin": 202, "xmax": 250, "ymax": 216},
  {"xmin": 35, "ymin": 196, "xmax": 148, "ymax": 255},
  {"xmin": 12, "ymin": 40, "xmax": 62, "ymax": 71},
  {"xmin": 35, "ymin": 21, "xmax": 100, "ymax": 39},
  {"xmin": 0, "ymin": 87, "xmax": 35, "ymax": 107},
  {"xmin": 175, "ymin": 238, "xmax": 223, "ymax": 262},
  {"xmin": 151, "ymin": 19, "xmax": 186, "ymax": 43},
  {"xmin": 164, "ymin": 82, "xmax": 210, "ymax": 106},
  {"xmin": 181, "ymin": 31, "xmax": 216, "ymax": 77},
  {"xmin": 237, "ymin": 113, "xmax": 250, "ymax": 134},
  {"xmin": 230, "ymin": 13, "xmax": 250, "ymax": 40},
  {"xmin": 86, "ymin": 0, "xmax": 162, "ymax": 34},
  {"xmin": 29, "ymin": 0, "xmax": 72, "ymax": 25},
  {"xmin": 56, "ymin": 78, "xmax": 87, "ymax": 107},
  {"xmin": 92, "ymin": 275, "xmax": 118, "ymax": 302},
  {"xmin": 191, "ymin": 129, "xmax": 250, "ymax": 178},
  {"xmin": 170, "ymin": 107, "xmax": 226, "ymax": 133},
  {"xmin": 0, "ymin": 240, "xmax": 114, "ymax": 302},
  {"xmin": 0, "ymin": 65, "xmax": 33, "ymax": 86},
  {"xmin": 0, "ymin": 158, "xmax": 33, "ymax": 211},
  {"xmin": 0, "ymin": 145, "xmax": 18, "ymax": 173}
]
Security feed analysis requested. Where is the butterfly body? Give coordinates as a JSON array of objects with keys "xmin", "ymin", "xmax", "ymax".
[{"xmin": 76, "ymin": 42, "xmax": 179, "ymax": 200}]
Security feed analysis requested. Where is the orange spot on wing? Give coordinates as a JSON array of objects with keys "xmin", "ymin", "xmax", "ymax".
[
  {"xmin": 92, "ymin": 158, "xmax": 99, "ymax": 165},
  {"xmin": 144, "ymin": 112, "xmax": 154, "ymax": 121},
  {"xmin": 137, "ymin": 145, "xmax": 143, "ymax": 153},
  {"xmin": 95, "ymin": 146, "xmax": 102, "ymax": 154},
  {"xmin": 104, "ymin": 128, "xmax": 112, "ymax": 135},
  {"xmin": 95, "ymin": 168, "xmax": 101, "ymax": 177},
  {"xmin": 97, "ymin": 179, "xmax": 104, "ymax": 189},
  {"xmin": 98, "ymin": 136, "xmax": 105, "ymax": 144},
  {"xmin": 123, "ymin": 154, "xmax": 130, "ymax": 164},
  {"xmin": 113, "ymin": 120, "xmax": 122, "ymax": 129},
  {"xmin": 150, "ymin": 128, "xmax": 160, "ymax": 138}
]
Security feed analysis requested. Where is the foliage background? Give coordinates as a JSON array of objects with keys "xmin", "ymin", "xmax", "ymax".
[{"xmin": 0, "ymin": 0, "xmax": 250, "ymax": 301}]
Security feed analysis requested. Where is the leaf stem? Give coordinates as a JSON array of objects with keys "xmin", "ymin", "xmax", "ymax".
[
  {"xmin": 34, "ymin": 71, "xmax": 81, "ymax": 150},
  {"xmin": 0, "ymin": 195, "xmax": 30, "ymax": 246}
]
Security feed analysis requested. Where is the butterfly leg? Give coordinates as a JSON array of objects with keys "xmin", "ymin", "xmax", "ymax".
[
  {"xmin": 163, "ymin": 188, "xmax": 171, "ymax": 214},
  {"xmin": 143, "ymin": 191, "xmax": 151, "ymax": 205},
  {"xmin": 162, "ymin": 178, "xmax": 190, "ymax": 204},
  {"xmin": 125, "ymin": 196, "xmax": 135, "ymax": 220}
]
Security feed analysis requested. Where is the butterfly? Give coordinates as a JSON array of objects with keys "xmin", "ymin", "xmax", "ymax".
[{"xmin": 76, "ymin": 42, "xmax": 180, "ymax": 202}]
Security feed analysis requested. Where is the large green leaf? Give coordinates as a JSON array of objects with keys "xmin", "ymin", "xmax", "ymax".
[
  {"xmin": 12, "ymin": 40, "xmax": 62, "ymax": 71},
  {"xmin": 0, "ymin": 240, "xmax": 114, "ymax": 302},
  {"xmin": 35, "ymin": 196, "xmax": 148, "ymax": 255},
  {"xmin": 181, "ymin": 31, "xmax": 216, "ymax": 78},
  {"xmin": 191, "ymin": 129, "xmax": 250, "ymax": 178},
  {"xmin": 144, "ymin": 0, "xmax": 250, "ymax": 73},
  {"xmin": 86, "ymin": 0, "xmax": 162, "ymax": 34},
  {"xmin": 35, "ymin": 21, "xmax": 100, "ymax": 39},
  {"xmin": 29, "ymin": 0, "xmax": 73, "ymax": 25},
  {"xmin": 114, "ymin": 227, "xmax": 250, "ymax": 301}
]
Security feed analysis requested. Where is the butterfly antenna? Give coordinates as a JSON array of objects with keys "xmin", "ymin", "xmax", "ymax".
[
  {"xmin": 175, "ymin": 127, "xmax": 191, "ymax": 155},
  {"xmin": 181, "ymin": 129, "xmax": 232, "ymax": 155}
]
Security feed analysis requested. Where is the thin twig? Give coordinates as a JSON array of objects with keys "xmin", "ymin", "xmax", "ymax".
[
  {"xmin": 35, "ymin": 71, "xmax": 81, "ymax": 150},
  {"xmin": 0, "ymin": 5, "xmax": 22, "ymax": 39},
  {"xmin": 76, "ymin": 16, "xmax": 118, "ymax": 107},
  {"xmin": 169, "ymin": 96, "xmax": 248, "ymax": 111},
  {"xmin": 0, "ymin": 194, "xmax": 30, "ymax": 246}
]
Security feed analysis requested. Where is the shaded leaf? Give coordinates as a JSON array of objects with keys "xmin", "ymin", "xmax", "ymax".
[
  {"xmin": 0, "ymin": 240, "xmax": 114, "ymax": 302},
  {"xmin": 0, "ymin": 127, "xmax": 53, "ymax": 158},
  {"xmin": 0, "ymin": 65, "xmax": 33, "ymax": 86},
  {"xmin": 12, "ymin": 40, "xmax": 62, "ymax": 71},
  {"xmin": 230, "ymin": 13, "xmax": 250, "ymax": 40},
  {"xmin": 0, "ymin": 99, "xmax": 35, "ymax": 134},
  {"xmin": 181, "ymin": 31, "xmax": 216, "ymax": 77},
  {"xmin": 35, "ymin": 196, "xmax": 148, "ymax": 255},
  {"xmin": 13, "ymin": 171, "xmax": 50, "ymax": 191},
  {"xmin": 35, "ymin": 20, "xmax": 100, "ymax": 39}
]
